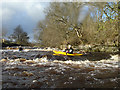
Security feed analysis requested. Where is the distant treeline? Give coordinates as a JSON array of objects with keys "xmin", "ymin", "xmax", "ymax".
[
  {"xmin": 1, "ymin": 41, "xmax": 30, "ymax": 48},
  {"xmin": 2, "ymin": 42, "xmax": 19, "ymax": 47}
]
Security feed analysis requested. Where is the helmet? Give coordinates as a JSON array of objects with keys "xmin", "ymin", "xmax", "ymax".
[{"xmin": 68, "ymin": 45, "xmax": 71, "ymax": 48}]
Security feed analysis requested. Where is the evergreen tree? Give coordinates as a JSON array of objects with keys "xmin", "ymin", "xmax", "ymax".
[{"xmin": 11, "ymin": 25, "xmax": 29, "ymax": 45}]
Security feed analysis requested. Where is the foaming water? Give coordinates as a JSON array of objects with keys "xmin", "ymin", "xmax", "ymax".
[{"xmin": 1, "ymin": 50, "xmax": 119, "ymax": 88}]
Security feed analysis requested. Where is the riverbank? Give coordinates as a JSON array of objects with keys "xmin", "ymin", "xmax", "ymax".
[
  {"xmin": 74, "ymin": 45, "xmax": 119, "ymax": 53},
  {"xmin": 2, "ymin": 44, "xmax": 119, "ymax": 53}
]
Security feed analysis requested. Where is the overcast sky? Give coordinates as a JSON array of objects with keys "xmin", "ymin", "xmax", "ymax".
[{"xmin": 1, "ymin": 0, "xmax": 50, "ymax": 42}]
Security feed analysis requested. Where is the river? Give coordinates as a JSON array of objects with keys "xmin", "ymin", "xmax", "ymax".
[{"xmin": 1, "ymin": 49, "xmax": 119, "ymax": 89}]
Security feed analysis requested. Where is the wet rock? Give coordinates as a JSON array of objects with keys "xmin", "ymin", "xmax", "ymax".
[
  {"xmin": 19, "ymin": 58, "xmax": 26, "ymax": 62},
  {"xmin": 21, "ymin": 71, "xmax": 34, "ymax": 77}
]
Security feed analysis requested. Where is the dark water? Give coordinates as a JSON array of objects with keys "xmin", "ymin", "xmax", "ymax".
[
  {"xmin": 1, "ymin": 50, "xmax": 117, "ymax": 61},
  {"xmin": 1, "ymin": 50, "xmax": 119, "ymax": 89}
]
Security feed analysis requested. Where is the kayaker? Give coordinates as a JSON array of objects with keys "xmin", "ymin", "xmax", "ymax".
[
  {"xmin": 68, "ymin": 47, "xmax": 74, "ymax": 54},
  {"xmin": 19, "ymin": 46, "xmax": 23, "ymax": 51},
  {"xmin": 64, "ymin": 47, "xmax": 69, "ymax": 53},
  {"xmin": 64, "ymin": 45, "xmax": 74, "ymax": 54}
]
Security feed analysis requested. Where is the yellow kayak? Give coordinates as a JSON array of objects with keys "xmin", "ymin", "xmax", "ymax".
[{"xmin": 53, "ymin": 50, "xmax": 83, "ymax": 56}]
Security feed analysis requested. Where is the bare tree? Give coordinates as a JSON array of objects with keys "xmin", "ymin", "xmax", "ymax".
[{"xmin": 35, "ymin": 2, "xmax": 118, "ymax": 47}]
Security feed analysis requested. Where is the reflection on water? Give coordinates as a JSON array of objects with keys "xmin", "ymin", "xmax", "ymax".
[{"xmin": 1, "ymin": 49, "xmax": 119, "ymax": 88}]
